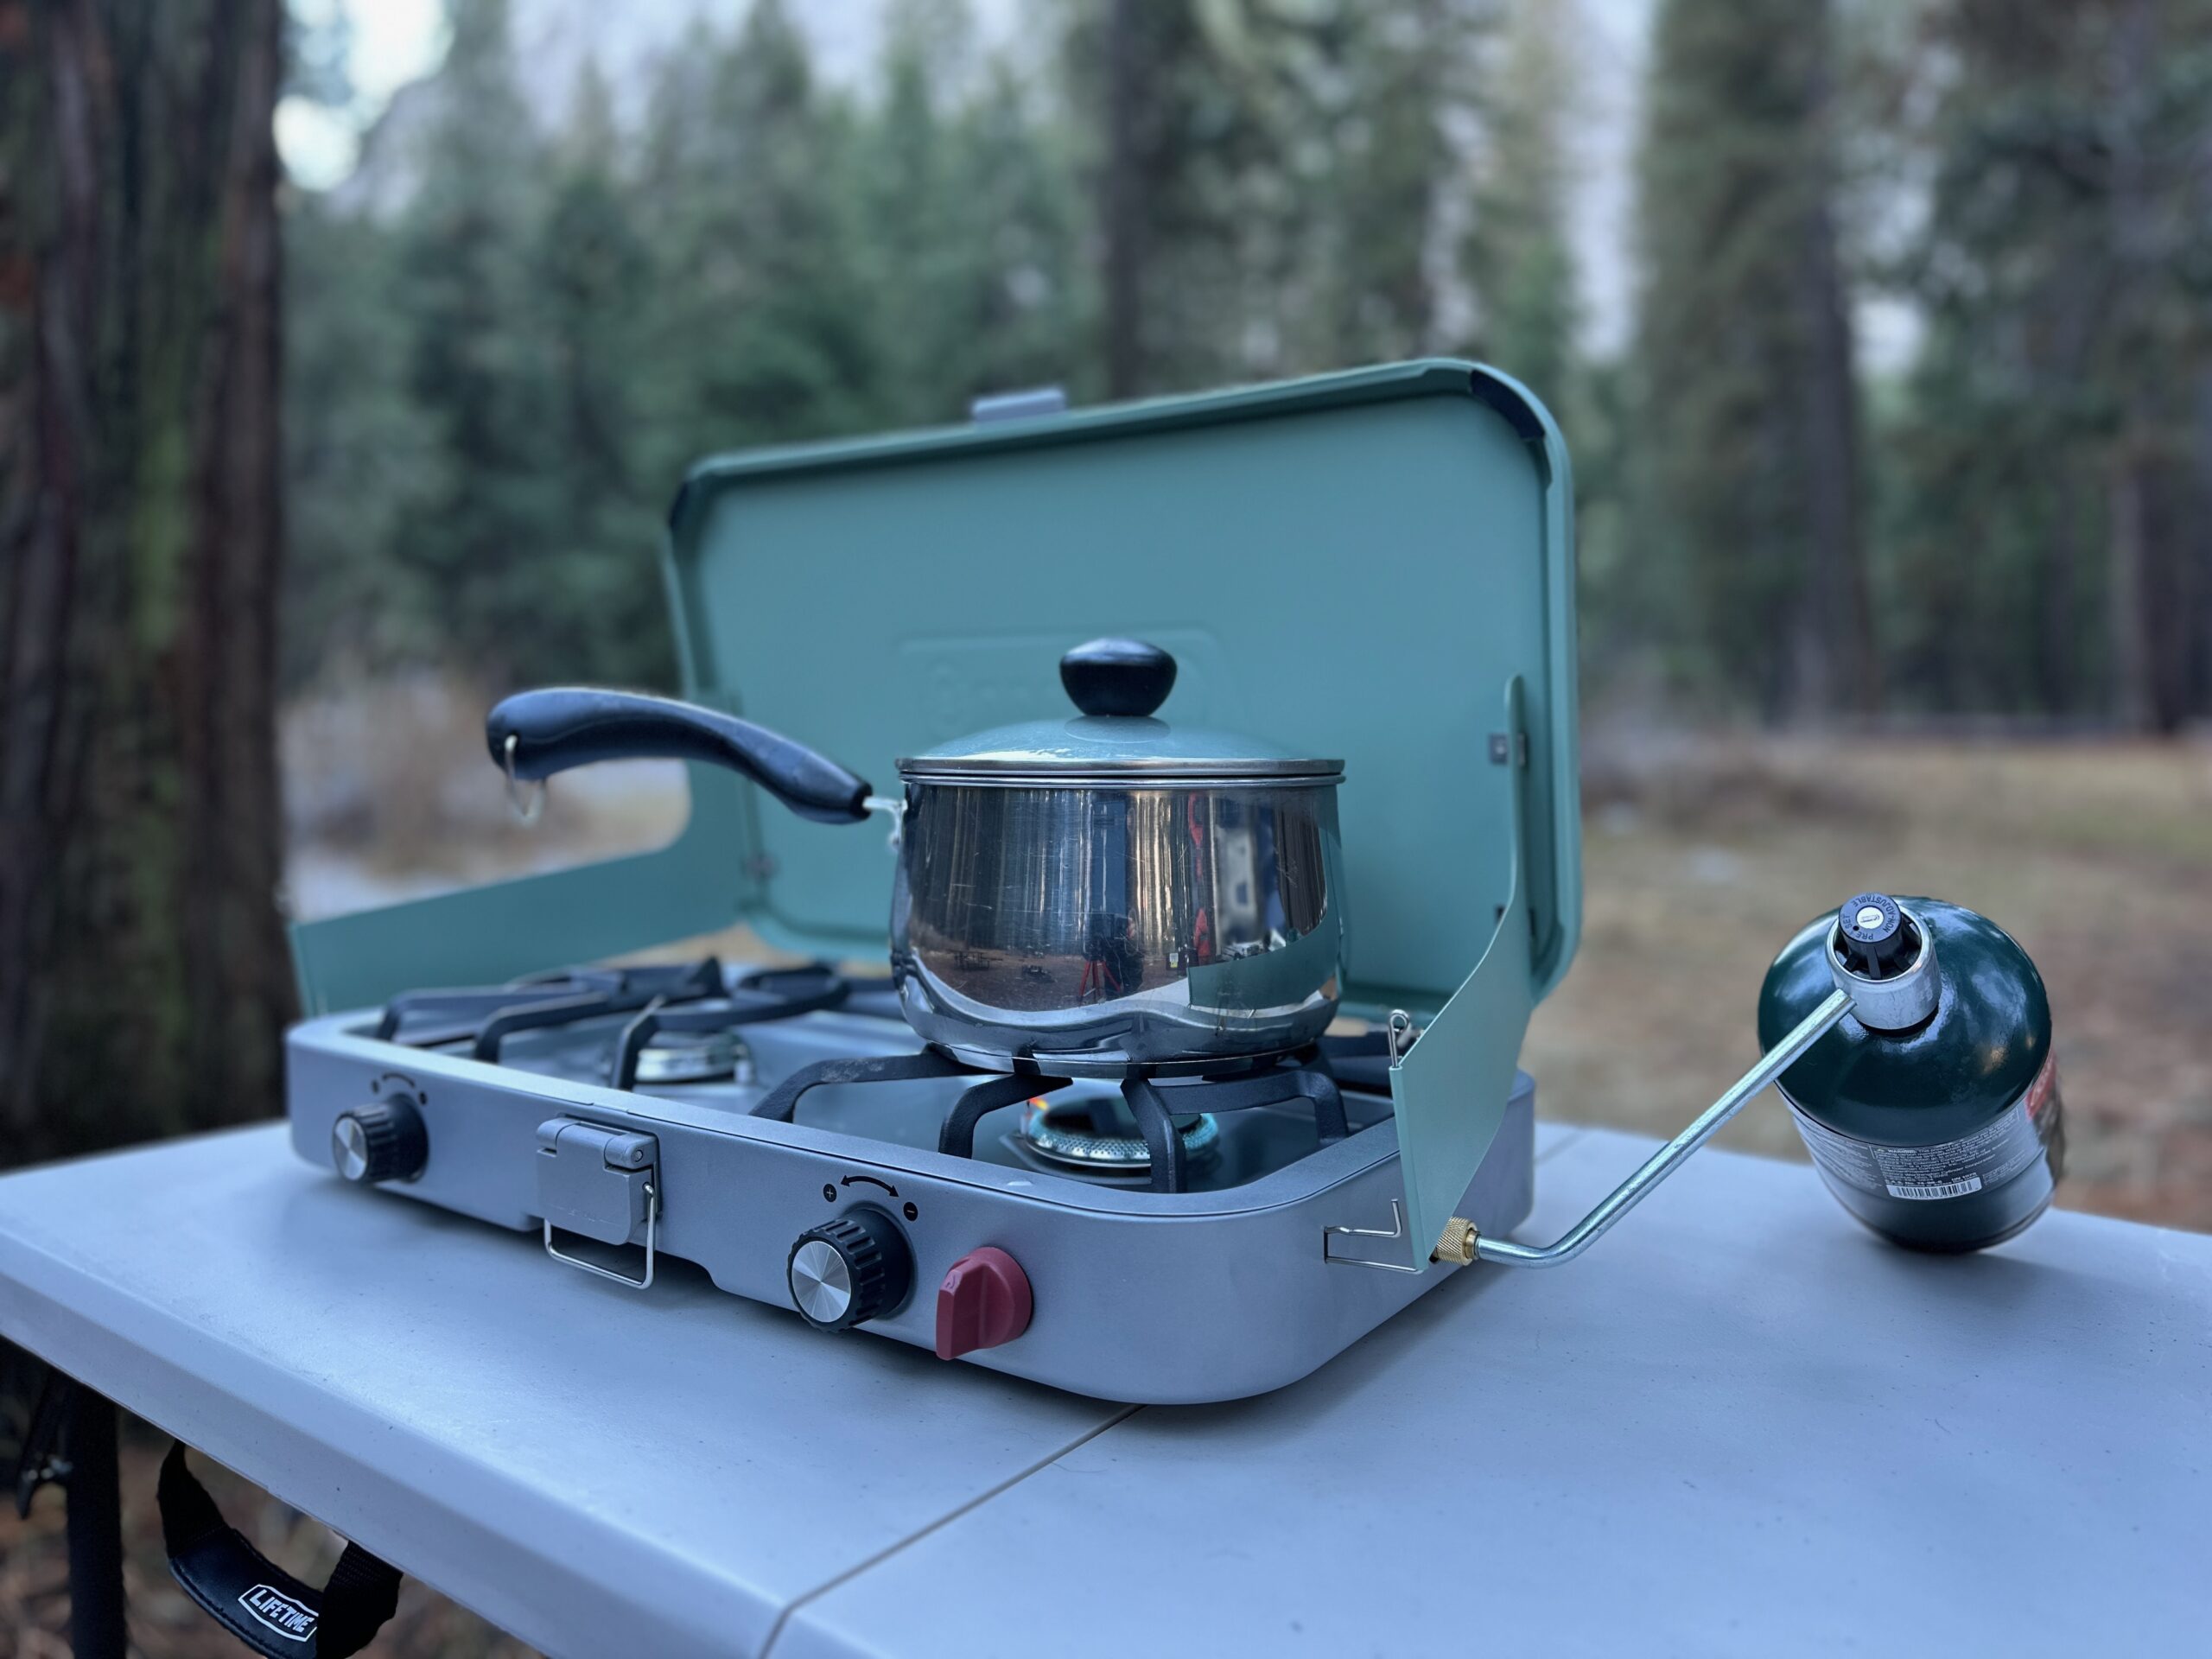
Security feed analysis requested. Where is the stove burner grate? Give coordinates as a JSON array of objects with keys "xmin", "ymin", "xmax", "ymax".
[
  {"xmin": 606, "ymin": 966, "xmax": 849, "ymax": 1088},
  {"xmin": 750, "ymin": 1045, "xmax": 1363, "ymax": 1193},
  {"xmin": 372, "ymin": 958, "xmax": 853, "ymax": 1083},
  {"xmin": 377, "ymin": 958, "xmax": 732, "ymax": 1052},
  {"xmin": 367, "ymin": 957, "xmax": 1399, "ymax": 1193}
]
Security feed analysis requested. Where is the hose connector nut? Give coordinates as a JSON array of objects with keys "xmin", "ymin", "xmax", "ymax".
[{"xmin": 1432, "ymin": 1217, "xmax": 1478, "ymax": 1266}]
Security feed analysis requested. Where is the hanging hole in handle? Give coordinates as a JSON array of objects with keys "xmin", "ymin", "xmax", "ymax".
[{"xmin": 503, "ymin": 733, "xmax": 547, "ymax": 824}]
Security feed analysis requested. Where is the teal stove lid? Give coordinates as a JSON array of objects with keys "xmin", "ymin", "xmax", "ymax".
[
  {"xmin": 666, "ymin": 357, "xmax": 1576, "ymax": 1019},
  {"xmin": 290, "ymin": 359, "xmax": 1579, "ymax": 1028}
]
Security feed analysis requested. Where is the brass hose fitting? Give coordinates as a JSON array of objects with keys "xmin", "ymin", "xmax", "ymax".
[{"xmin": 1432, "ymin": 1217, "xmax": 1478, "ymax": 1265}]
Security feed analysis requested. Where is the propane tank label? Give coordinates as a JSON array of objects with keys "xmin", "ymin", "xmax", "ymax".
[{"xmin": 1789, "ymin": 1057, "xmax": 2058, "ymax": 1202}]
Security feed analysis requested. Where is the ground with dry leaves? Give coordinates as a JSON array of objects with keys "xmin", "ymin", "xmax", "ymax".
[
  {"xmin": 1529, "ymin": 730, "xmax": 2212, "ymax": 1228},
  {"xmin": 0, "ymin": 1421, "xmax": 535, "ymax": 1658}
]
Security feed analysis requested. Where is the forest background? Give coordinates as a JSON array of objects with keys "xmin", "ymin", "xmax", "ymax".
[{"xmin": 4, "ymin": 3, "xmax": 2209, "ymax": 1650}]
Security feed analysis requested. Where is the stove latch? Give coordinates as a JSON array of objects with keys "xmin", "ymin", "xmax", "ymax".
[{"xmin": 536, "ymin": 1118, "xmax": 659, "ymax": 1290}]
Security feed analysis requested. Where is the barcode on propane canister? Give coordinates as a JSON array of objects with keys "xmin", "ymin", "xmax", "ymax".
[{"xmin": 1885, "ymin": 1175, "xmax": 1983, "ymax": 1200}]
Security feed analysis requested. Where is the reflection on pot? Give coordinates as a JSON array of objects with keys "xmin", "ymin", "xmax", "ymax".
[{"xmin": 891, "ymin": 781, "xmax": 1344, "ymax": 1076}]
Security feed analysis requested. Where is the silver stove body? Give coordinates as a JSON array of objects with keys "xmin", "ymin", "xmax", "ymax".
[{"xmin": 284, "ymin": 997, "xmax": 1533, "ymax": 1404}]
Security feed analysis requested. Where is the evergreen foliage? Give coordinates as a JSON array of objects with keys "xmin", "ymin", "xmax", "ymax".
[
  {"xmin": 1464, "ymin": 0, "xmax": 1574, "ymax": 397},
  {"xmin": 278, "ymin": 0, "xmax": 2212, "ymax": 728},
  {"xmin": 644, "ymin": 0, "xmax": 880, "ymax": 454},
  {"xmin": 1874, "ymin": 0, "xmax": 2212, "ymax": 728},
  {"xmin": 1633, "ymin": 0, "xmax": 1873, "ymax": 719},
  {"xmin": 537, "ymin": 64, "xmax": 670, "ymax": 688},
  {"xmin": 390, "ymin": 0, "xmax": 567, "ymax": 683},
  {"xmin": 285, "ymin": 193, "xmax": 440, "ymax": 684}
]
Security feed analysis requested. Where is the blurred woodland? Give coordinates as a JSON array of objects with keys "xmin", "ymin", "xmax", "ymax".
[
  {"xmin": 276, "ymin": 0, "xmax": 2212, "ymax": 728},
  {"xmin": 3, "ymin": 4, "xmax": 2210, "ymax": 1652}
]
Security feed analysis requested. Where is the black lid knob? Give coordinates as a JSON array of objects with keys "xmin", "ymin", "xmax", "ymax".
[
  {"xmin": 1837, "ymin": 893, "xmax": 1915, "ymax": 979},
  {"xmin": 331, "ymin": 1098, "xmax": 429, "ymax": 1184},
  {"xmin": 1060, "ymin": 638, "xmax": 1176, "ymax": 719},
  {"xmin": 787, "ymin": 1209, "xmax": 912, "ymax": 1331}
]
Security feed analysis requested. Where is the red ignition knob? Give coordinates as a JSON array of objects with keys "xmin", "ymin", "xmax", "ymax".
[{"xmin": 934, "ymin": 1247, "xmax": 1033, "ymax": 1360}]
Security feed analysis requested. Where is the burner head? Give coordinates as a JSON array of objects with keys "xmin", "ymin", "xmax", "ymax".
[
  {"xmin": 1018, "ymin": 1095, "xmax": 1218, "ymax": 1173},
  {"xmin": 628, "ymin": 1027, "xmax": 754, "ymax": 1086}
]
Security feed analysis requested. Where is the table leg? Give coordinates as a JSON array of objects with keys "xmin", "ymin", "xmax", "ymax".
[{"xmin": 65, "ymin": 1382, "xmax": 128, "ymax": 1659}]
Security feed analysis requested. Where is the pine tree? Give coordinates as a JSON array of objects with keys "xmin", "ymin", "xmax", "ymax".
[
  {"xmin": 1882, "ymin": 0, "xmax": 2212, "ymax": 726},
  {"xmin": 284, "ymin": 194, "xmax": 439, "ymax": 688},
  {"xmin": 1464, "ymin": 0, "xmax": 1576, "ymax": 397},
  {"xmin": 537, "ymin": 63, "xmax": 671, "ymax": 688},
  {"xmin": 860, "ymin": 0, "xmax": 983, "ymax": 425},
  {"xmin": 952, "ymin": 59, "xmax": 1097, "ymax": 398},
  {"xmin": 1068, "ymin": 0, "xmax": 1277, "ymax": 395},
  {"xmin": 391, "ymin": 0, "xmax": 563, "ymax": 684},
  {"xmin": 1306, "ymin": 0, "xmax": 1484, "ymax": 368},
  {"xmin": 1635, "ymin": 0, "xmax": 1876, "ymax": 719},
  {"xmin": 857, "ymin": 2, "xmax": 1095, "ymax": 417},
  {"xmin": 636, "ymin": 0, "xmax": 877, "ymax": 471}
]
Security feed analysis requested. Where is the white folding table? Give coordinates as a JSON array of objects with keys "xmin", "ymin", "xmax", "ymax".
[{"xmin": 3, "ymin": 1121, "xmax": 2204, "ymax": 1657}]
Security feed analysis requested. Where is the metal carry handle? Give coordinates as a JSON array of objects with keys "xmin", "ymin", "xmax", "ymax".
[{"xmin": 543, "ymin": 1180, "xmax": 659, "ymax": 1289}]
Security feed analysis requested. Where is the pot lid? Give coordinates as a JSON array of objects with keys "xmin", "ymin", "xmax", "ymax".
[{"xmin": 899, "ymin": 638, "xmax": 1344, "ymax": 783}]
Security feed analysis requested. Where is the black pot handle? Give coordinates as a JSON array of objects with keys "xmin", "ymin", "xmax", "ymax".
[
  {"xmin": 486, "ymin": 687, "xmax": 874, "ymax": 824},
  {"xmin": 158, "ymin": 1442, "xmax": 401, "ymax": 1659}
]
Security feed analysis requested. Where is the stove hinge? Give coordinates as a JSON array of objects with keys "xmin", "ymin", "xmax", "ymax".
[{"xmin": 537, "ymin": 1119, "xmax": 660, "ymax": 1289}]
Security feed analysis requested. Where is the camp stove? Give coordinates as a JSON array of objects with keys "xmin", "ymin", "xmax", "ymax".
[
  {"xmin": 284, "ymin": 366, "xmax": 2072, "ymax": 1397},
  {"xmin": 284, "ymin": 362, "xmax": 1582, "ymax": 1404},
  {"xmin": 286, "ymin": 957, "xmax": 1535, "ymax": 1402}
]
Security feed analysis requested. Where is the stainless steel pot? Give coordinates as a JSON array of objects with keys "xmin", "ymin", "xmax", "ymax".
[{"xmin": 486, "ymin": 639, "xmax": 1346, "ymax": 1076}]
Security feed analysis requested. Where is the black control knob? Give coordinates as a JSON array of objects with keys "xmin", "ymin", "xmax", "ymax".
[
  {"xmin": 787, "ymin": 1209, "xmax": 912, "ymax": 1331},
  {"xmin": 330, "ymin": 1098, "xmax": 429, "ymax": 1185}
]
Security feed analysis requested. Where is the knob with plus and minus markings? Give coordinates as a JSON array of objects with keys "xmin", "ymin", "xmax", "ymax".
[
  {"xmin": 787, "ymin": 1209, "xmax": 912, "ymax": 1331},
  {"xmin": 330, "ymin": 1098, "xmax": 429, "ymax": 1185}
]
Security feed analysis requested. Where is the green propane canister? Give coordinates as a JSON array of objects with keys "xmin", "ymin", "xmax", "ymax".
[{"xmin": 1758, "ymin": 893, "xmax": 2067, "ymax": 1253}]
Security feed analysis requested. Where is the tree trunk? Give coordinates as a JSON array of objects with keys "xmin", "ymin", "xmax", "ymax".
[
  {"xmin": 0, "ymin": 0, "xmax": 291, "ymax": 1165},
  {"xmin": 2101, "ymin": 0, "xmax": 2187, "ymax": 734},
  {"xmin": 1786, "ymin": 0, "xmax": 1877, "ymax": 720},
  {"xmin": 2106, "ymin": 445, "xmax": 2154, "ymax": 728},
  {"xmin": 2191, "ymin": 368, "xmax": 2212, "ymax": 719},
  {"xmin": 2037, "ymin": 467, "xmax": 2081, "ymax": 715}
]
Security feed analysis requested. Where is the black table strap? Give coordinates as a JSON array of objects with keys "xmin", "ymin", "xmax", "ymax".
[{"xmin": 158, "ymin": 1442, "xmax": 400, "ymax": 1658}]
